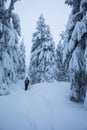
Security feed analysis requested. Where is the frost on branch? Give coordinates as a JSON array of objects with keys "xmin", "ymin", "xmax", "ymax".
[{"xmin": 12, "ymin": 12, "xmax": 21, "ymax": 36}]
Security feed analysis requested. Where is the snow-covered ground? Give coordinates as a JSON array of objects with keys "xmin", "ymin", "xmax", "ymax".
[{"xmin": 0, "ymin": 80, "xmax": 87, "ymax": 130}]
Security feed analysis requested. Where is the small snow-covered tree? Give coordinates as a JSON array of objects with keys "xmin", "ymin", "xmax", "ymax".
[
  {"xmin": 18, "ymin": 39, "xmax": 26, "ymax": 78},
  {"xmin": 63, "ymin": 0, "xmax": 87, "ymax": 102},
  {"xmin": 29, "ymin": 14, "xmax": 56, "ymax": 84}
]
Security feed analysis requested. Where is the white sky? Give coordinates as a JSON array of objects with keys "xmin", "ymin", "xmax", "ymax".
[{"xmin": 14, "ymin": 0, "xmax": 71, "ymax": 66}]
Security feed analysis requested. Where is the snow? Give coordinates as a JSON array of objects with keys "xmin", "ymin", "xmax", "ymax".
[
  {"xmin": 81, "ymin": 0, "xmax": 87, "ymax": 12},
  {"xmin": 29, "ymin": 15, "xmax": 55, "ymax": 84},
  {"xmin": 84, "ymin": 90, "xmax": 87, "ymax": 110},
  {"xmin": 12, "ymin": 12, "xmax": 21, "ymax": 36},
  {"xmin": 72, "ymin": 21, "xmax": 87, "ymax": 42},
  {"xmin": 0, "ymin": 80, "xmax": 87, "ymax": 130},
  {"xmin": 2, "ymin": 51, "xmax": 11, "ymax": 70}
]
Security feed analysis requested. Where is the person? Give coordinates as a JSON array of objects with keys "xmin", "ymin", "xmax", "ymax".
[{"xmin": 24, "ymin": 77, "xmax": 29, "ymax": 91}]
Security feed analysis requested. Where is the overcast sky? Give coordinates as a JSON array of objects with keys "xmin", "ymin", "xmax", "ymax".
[{"xmin": 14, "ymin": 0, "xmax": 71, "ymax": 65}]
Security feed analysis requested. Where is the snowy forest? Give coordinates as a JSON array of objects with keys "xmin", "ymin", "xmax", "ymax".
[{"xmin": 0, "ymin": 0, "xmax": 87, "ymax": 130}]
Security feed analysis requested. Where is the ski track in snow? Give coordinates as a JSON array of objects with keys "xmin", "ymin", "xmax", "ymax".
[{"xmin": 0, "ymin": 80, "xmax": 87, "ymax": 130}]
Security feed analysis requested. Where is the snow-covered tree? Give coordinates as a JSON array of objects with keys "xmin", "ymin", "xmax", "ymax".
[
  {"xmin": 0, "ymin": 0, "xmax": 21, "ymax": 95},
  {"xmin": 63, "ymin": 0, "xmax": 87, "ymax": 102},
  {"xmin": 55, "ymin": 36, "xmax": 69, "ymax": 81},
  {"xmin": 29, "ymin": 14, "xmax": 56, "ymax": 84},
  {"xmin": 18, "ymin": 39, "xmax": 26, "ymax": 79}
]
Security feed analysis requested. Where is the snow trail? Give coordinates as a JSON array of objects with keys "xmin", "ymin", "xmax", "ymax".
[{"xmin": 0, "ymin": 80, "xmax": 87, "ymax": 130}]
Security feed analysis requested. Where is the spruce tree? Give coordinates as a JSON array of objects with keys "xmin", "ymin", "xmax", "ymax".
[
  {"xmin": 63, "ymin": 0, "xmax": 87, "ymax": 102},
  {"xmin": 0, "ymin": 0, "xmax": 21, "ymax": 95},
  {"xmin": 29, "ymin": 14, "xmax": 56, "ymax": 84}
]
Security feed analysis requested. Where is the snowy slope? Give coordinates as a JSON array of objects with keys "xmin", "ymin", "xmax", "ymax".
[{"xmin": 0, "ymin": 80, "xmax": 87, "ymax": 130}]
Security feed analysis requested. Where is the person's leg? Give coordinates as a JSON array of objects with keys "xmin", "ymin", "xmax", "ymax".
[
  {"xmin": 25, "ymin": 84, "xmax": 27, "ymax": 90},
  {"xmin": 25, "ymin": 84, "xmax": 28, "ymax": 90},
  {"xmin": 26, "ymin": 84, "xmax": 28, "ymax": 90}
]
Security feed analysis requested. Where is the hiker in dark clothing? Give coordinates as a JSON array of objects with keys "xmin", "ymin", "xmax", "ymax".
[{"xmin": 25, "ymin": 77, "xmax": 29, "ymax": 90}]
